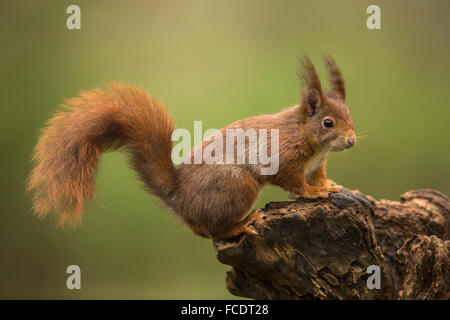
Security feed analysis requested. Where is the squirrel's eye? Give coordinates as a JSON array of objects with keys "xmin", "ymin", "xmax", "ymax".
[{"xmin": 323, "ymin": 119, "xmax": 334, "ymax": 128}]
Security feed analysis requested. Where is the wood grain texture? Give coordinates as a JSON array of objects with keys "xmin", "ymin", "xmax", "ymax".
[{"xmin": 214, "ymin": 189, "xmax": 449, "ymax": 300}]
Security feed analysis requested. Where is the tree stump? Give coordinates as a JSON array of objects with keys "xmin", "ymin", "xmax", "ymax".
[{"xmin": 213, "ymin": 189, "xmax": 449, "ymax": 300}]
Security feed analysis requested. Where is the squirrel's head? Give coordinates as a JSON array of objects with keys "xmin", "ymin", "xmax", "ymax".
[{"xmin": 298, "ymin": 56, "xmax": 355, "ymax": 152}]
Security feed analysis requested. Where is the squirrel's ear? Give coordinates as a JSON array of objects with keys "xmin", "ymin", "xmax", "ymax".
[
  {"xmin": 301, "ymin": 88, "xmax": 322, "ymax": 116},
  {"xmin": 299, "ymin": 57, "xmax": 324, "ymax": 116},
  {"xmin": 324, "ymin": 56, "xmax": 345, "ymax": 101}
]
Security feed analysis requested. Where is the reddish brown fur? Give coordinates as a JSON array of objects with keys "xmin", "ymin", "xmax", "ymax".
[
  {"xmin": 28, "ymin": 83, "xmax": 176, "ymax": 226},
  {"xmin": 28, "ymin": 57, "xmax": 355, "ymax": 239},
  {"xmin": 324, "ymin": 55, "xmax": 346, "ymax": 100}
]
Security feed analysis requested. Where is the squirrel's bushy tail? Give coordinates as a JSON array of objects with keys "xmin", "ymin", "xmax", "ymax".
[{"xmin": 28, "ymin": 83, "xmax": 176, "ymax": 226}]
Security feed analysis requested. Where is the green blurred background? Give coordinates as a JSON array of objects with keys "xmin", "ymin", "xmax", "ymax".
[{"xmin": 1, "ymin": 0, "xmax": 449, "ymax": 299}]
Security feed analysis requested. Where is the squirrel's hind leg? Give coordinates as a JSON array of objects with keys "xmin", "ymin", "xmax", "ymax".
[{"xmin": 213, "ymin": 209, "xmax": 263, "ymax": 240}]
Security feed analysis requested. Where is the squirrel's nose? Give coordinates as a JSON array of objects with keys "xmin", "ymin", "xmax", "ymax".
[{"xmin": 348, "ymin": 135, "xmax": 356, "ymax": 146}]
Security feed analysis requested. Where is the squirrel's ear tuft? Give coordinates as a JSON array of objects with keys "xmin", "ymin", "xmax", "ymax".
[
  {"xmin": 298, "ymin": 57, "xmax": 324, "ymax": 116},
  {"xmin": 302, "ymin": 88, "xmax": 322, "ymax": 116},
  {"xmin": 324, "ymin": 55, "xmax": 345, "ymax": 100}
]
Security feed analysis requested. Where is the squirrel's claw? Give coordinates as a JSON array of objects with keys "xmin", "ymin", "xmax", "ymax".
[
  {"xmin": 244, "ymin": 225, "xmax": 259, "ymax": 236},
  {"xmin": 326, "ymin": 184, "xmax": 342, "ymax": 193},
  {"xmin": 214, "ymin": 211, "xmax": 263, "ymax": 240}
]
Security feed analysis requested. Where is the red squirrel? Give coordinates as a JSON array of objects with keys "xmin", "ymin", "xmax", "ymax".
[{"xmin": 28, "ymin": 56, "xmax": 355, "ymax": 239}]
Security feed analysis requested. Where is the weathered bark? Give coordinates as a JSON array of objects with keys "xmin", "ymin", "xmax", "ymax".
[
  {"xmin": 397, "ymin": 235, "xmax": 449, "ymax": 299},
  {"xmin": 213, "ymin": 189, "xmax": 449, "ymax": 300},
  {"xmin": 368, "ymin": 189, "xmax": 450, "ymax": 298}
]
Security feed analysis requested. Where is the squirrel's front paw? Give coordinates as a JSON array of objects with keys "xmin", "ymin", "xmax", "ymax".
[
  {"xmin": 305, "ymin": 191, "xmax": 329, "ymax": 198},
  {"xmin": 325, "ymin": 184, "xmax": 342, "ymax": 193},
  {"xmin": 295, "ymin": 187, "xmax": 329, "ymax": 199}
]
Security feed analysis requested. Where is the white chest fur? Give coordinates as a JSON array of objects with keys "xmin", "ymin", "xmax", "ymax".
[{"xmin": 305, "ymin": 151, "xmax": 327, "ymax": 178}]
